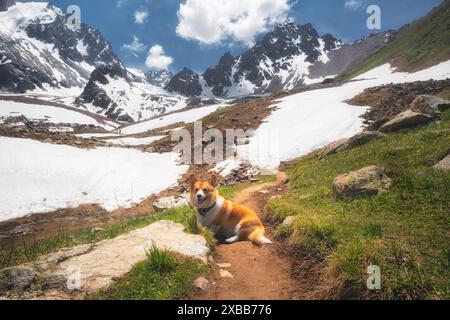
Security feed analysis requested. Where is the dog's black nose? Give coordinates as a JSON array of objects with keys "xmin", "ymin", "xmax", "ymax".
[{"xmin": 197, "ymin": 194, "xmax": 203, "ymax": 200}]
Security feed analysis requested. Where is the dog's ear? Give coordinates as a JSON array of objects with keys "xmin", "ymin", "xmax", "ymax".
[
  {"xmin": 189, "ymin": 174, "xmax": 198, "ymax": 189},
  {"xmin": 209, "ymin": 173, "xmax": 218, "ymax": 187}
]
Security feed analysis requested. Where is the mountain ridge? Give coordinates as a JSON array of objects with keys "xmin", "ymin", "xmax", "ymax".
[{"xmin": 166, "ymin": 21, "xmax": 395, "ymax": 98}]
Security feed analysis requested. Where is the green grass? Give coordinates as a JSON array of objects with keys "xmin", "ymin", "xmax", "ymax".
[
  {"xmin": 341, "ymin": 0, "xmax": 450, "ymax": 80},
  {"xmin": 0, "ymin": 206, "xmax": 201, "ymax": 269},
  {"xmin": 267, "ymin": 110, "xmax": 450, "ymax": 300},
  {"xmin": 88, "ymin": 246, "xmax": 206, "ymax": 300}
]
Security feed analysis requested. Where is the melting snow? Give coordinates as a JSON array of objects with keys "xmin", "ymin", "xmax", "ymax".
[
  {"xmin": 121, "ymin": 104, "xmax": 226, "ymax": 135},
  {"xmin": 0, "ymin": 137, "xmax": 188, "ymax": 222},
  {"xmin": 214, "ymin": 60, "xmax": 450, "ymax": 173},
  {"xmin": 0, "ymin": 100, "xmax": 110, "ymax": 128}
]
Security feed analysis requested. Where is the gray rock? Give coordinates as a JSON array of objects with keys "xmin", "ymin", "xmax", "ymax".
[
  {"xmin": 410, "ymin": 95, "xmax": 450, "ymax": 119},
  {"xmin": 433, "ymin": 155, "xmax": 450, "ymax": 171},
  {"xmin": 379, "ymin": 110, "xmax": 433, "ymax": 133},
  {"xmin": 337, "ymin": 132, "xmax": 386, "ymax": 152},
  {"xmin": 193, "ymin": 277, "xmax": 210, "ymax": 292},
  {"xmin": 153, "ymin": 195, "xmax": 189, "ymax": 211},
  {"xmin": 333, "ymin": 166, "xmax": 392, "ymax": 201},
  {"xmin": 282, "ymin": 216, "xmax": 296, "ymax": 228},
  {"xmin": 317, "ymin": 138, "xmax": 349, "ymax": 159},
  {"xmin": 44, "ymin": 244, "xmax": 94, "ymax": 266},
  {"xmin": 0, "ymin": 266, "xmax": 37, "ymax": 291}
]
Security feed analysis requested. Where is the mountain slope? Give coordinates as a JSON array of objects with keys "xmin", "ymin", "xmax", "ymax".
[
  {"xmin": 342, "ymin": 0, "xmax": 450, "ymax": 80},
  {"xmin": 0, "ymin": 2, "xmax": 122, "ymax": 93},
  {"xmin": 76, "ymin": 66, "xmax": 186, "ymax": 123}
]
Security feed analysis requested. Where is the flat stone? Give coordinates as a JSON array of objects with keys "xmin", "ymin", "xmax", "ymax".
[
  {"xmin": 337, "ymin": 132, "xmax": 386, "ymax": 152},
  {"xmin": 434, "ymin": 155, "xmax": 450, "ymax": 171},
  {"xmin": 44, "ymin": 244, "xmax": 94, "ymax": 266},
  {"xmin": 219, "ymin": 270, "xmax": 234, "ymax": 279},
  {"xmin": 317, "ymin": 138, "xmax": 349, "ymax": 159},
  {"xmin": 216, "ymin": 263, "xmax": 231, "ymax": 269},
  {"xmin": 333, "ymin": 166, "xmax": 392, "ymax": 201},
  {"xmin": 56, "ymin": 221, "xmax": 208, "ymax": 294},
  {"xmin": 193, "ymin": 277, "xmax": 209, "ymax": 292},
  {"xmin": 379, "ymin": 110, "xmax": 433, "ymax": 133},
  {"xmin": 3, "ymin": 221, "xmax": 208, "ymax": 299}
]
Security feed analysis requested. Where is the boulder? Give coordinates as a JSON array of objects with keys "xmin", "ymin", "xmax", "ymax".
[
  {"xmin": 0, "ymin": 266, "xmax": 37, "ymax": 292},
  {"xmin": 44, "ymin": 244, "xmax": 94, "ymax": 266},
  {"xmin": 193, "ymin": 277, "xmax": 210, "ymax": 292},
  {"xmin": 337, "ymin": 132, "xmax": 386, "ymax": 152},
  {"xmin": 433, "ymin": 155, "xmax": 450, "ymax": 171},
  {"xmin": 333, "ymin": 166, "xmax": 392, "ymax": 200},
  {"xmin": 379, "ymin": 110, "xmax": 433, "ymax": 133},
  {"xmin": 1, "ymin": 221, "xmax": 209, "ymax": 299},
  {"xmin": 410, "ymin": 95, "xmax": 450, "ymax": 119},
  {"xmin": 282, "ymin": 216, "xmax": 296, "ymax": 228},
  {"xmin": 317, "ymin": 138, "xmax": 348, "ymax": 159}
]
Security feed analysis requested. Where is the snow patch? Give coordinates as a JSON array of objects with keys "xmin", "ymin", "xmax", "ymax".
[{"xmin": 0, "ymin": 137, "xmax": 188, "ymax": 222}]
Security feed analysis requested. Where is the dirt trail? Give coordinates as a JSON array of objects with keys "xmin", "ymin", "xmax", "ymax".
[{"xmin": 194, "ymin": 172, "xmax": 304, "ymax": 300}]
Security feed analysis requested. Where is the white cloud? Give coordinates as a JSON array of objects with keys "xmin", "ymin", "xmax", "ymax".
[
  {"xmin": 344, "ymin": 0, "xmax": 363, "ymax": 10},
  {"xmin": 122, "ymin": 36, "xmax": 147, "ymax": 56},
  {"xmin": 135, "ymin": 10, "xmax": 149, "ymax": 24},
  {"xmin": 176, "ymin": 0, "xmax": 292, "ymax": 47},
  {"xmin": 145, "ymin": 45, "xmax": 174, "ymax": 70}
]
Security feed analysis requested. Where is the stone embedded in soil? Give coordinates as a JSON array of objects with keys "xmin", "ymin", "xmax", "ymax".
[
  {"xmin": 282, "ymin": 216, "xmax": 296, "ymax": 228},
  {"xmin": 1, "ymin": 221, "xmax": 209, "ymax": 299},
  {"xmin": 336, "ymin": 132, "xmax": 386, "ymax": 152},
  {"xmin": 216, "ymin": 263, "xmax": 232, "ymax": 269},
  {"xmin": 433, "ymin": 155, "xmax": 450, "ymax": 171},
  {"xmin": 316, "ymin": 138, "xmax": 348, "ymax": 159},
  {"xmin": 0, "ymin": 266, "xmax": 37, "ymax": 291},
  {"xmin": 410, "ymin": 95, "xmax": 450, "ymax": 119},
  {"xmin": 333, "ymin": 166, "xmax": 392, "ymax": 201},
  {"xmin": 193, "ymin": 277, "xmax": 210, "ymax": 292},
  {"xmin": 219, "ymin": 270, "xmax": 234, "ymax": 279},
  {"xmin": 379, "ymin": 110, "xmax": 433, "ymax": 133}
]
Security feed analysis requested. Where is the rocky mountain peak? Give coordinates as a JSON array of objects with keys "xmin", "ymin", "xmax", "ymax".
[
  {"xmin": 146, "ymin": 70, "xmax": 173, "ymax": 88},
  {"xmin": 0, "ymin": 0, "xmax": 15, "ymax": 12},
  {"xmin": 165, "ymin": 67, "xmax": 202, "ymax": 97}
]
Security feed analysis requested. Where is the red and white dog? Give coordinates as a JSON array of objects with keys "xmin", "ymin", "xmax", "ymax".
[{"xmin": 189, "ymin": 174, "xmax": 272, "ymax": 245}]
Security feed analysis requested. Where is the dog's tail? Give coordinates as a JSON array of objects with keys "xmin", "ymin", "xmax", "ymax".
[{"xmin": 249, "ymin": 228, "xmax": 273, "ymax": 245}]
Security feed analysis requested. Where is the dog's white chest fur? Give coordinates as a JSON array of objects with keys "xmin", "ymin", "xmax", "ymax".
[{"xmin": 197, "ymin": 197, "xmax": 223, "ymax": 228}]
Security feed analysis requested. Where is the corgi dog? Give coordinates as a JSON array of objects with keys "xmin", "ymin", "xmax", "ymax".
[{"xmin": 189, "ymin": 174, "xmax": 272, "ymax": 245}]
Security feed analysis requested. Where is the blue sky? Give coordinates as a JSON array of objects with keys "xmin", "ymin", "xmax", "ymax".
[{"xmin": 33, "ymin": 0, "xmax": 443, "ymax": 73}]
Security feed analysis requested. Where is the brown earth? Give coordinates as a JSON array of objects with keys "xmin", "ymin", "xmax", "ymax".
[{"xmin": 192, "ymin": 172, "xmax": 319, "ymax": 300}]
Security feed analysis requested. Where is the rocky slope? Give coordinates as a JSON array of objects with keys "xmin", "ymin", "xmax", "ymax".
[
  {"xmin": 76, "ymin": 66, "xmax": 186, "ymax": 123},
  {"xmin": 0, "ymin": 2, "xmax": 187, "ymax": 124},
  {"xmin": 0, "ymin": 2, "xmax": 122, "ymax": 93}
]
